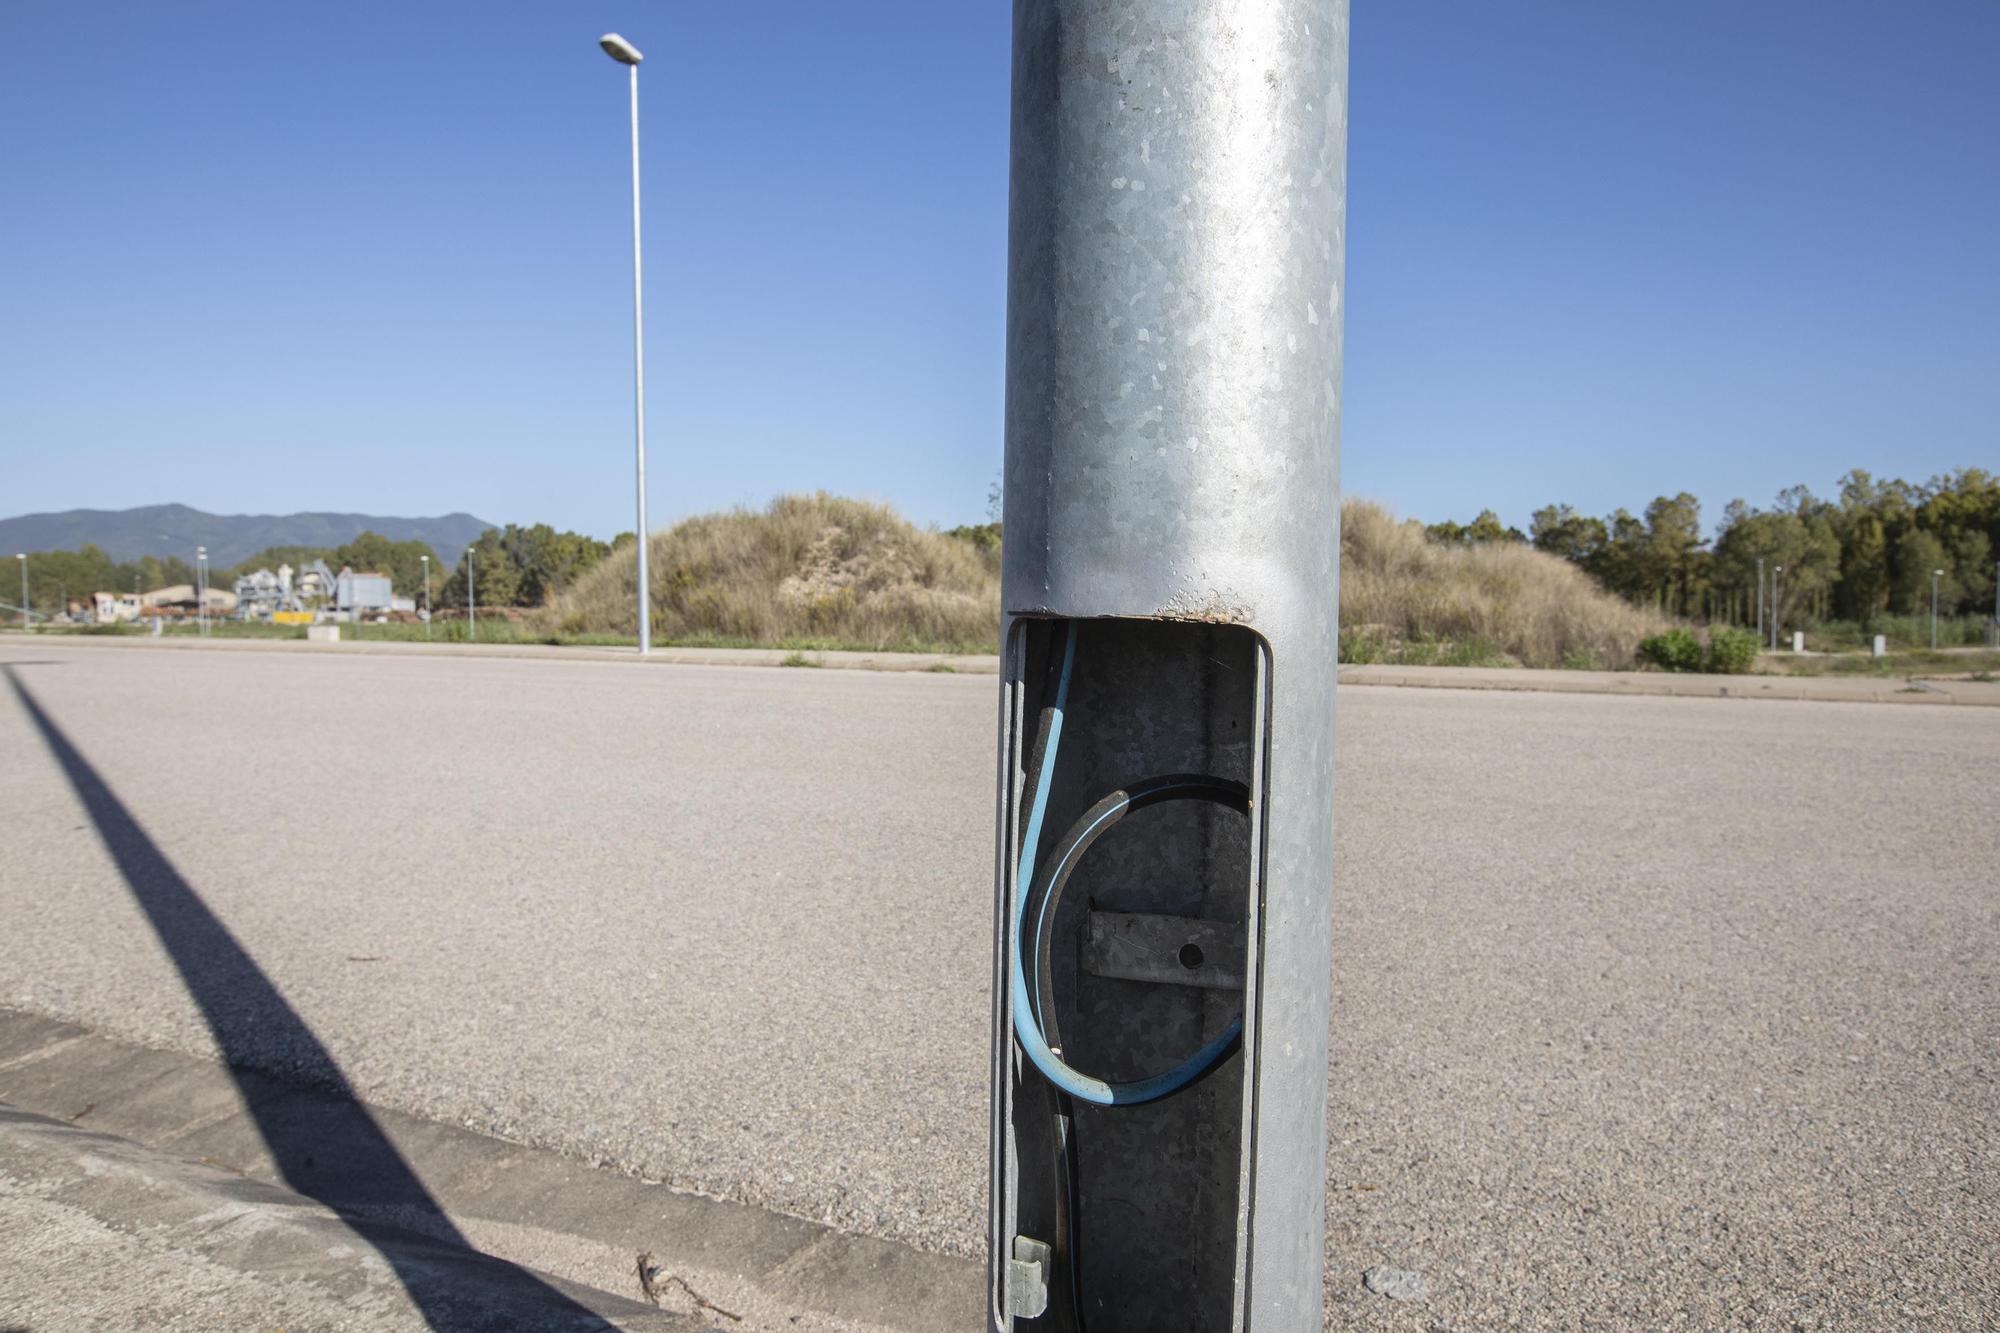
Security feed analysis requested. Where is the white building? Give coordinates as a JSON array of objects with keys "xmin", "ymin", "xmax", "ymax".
[{"xmin": 91, "ymin": 591, "xmax": 144, "ymax": 623}]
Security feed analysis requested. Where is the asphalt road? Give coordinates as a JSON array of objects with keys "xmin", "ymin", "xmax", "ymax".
[{"xmin": 3, "ymin": 641, "xmax": 1995, "ymax": 1329}]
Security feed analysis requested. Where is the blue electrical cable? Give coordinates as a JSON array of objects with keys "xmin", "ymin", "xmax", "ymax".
[{"xmin": 1009, "ymin": 620, "xmax": 1244, "ymax": 1107}]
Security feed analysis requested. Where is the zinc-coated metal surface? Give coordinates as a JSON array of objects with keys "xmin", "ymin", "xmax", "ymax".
[
  {"xmin": 3, "ymin": 644, "xmax": 1998, "ymax": 1329},
  {"xmin": 998, "ymin": 1, "xmax": 1348, "ymax": 1326}
]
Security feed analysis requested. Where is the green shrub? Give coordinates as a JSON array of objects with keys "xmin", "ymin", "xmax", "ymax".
[
  {"xmin": 1638, "ymin": 628, "xmax": 1703, "ymax": 672},
  {"xmin": 1705, "ymin": 627, "xmax": 1760, "ymax": 674}
]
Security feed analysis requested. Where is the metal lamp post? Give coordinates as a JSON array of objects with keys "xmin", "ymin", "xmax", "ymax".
[
  {"xmin": 1931, "ymin": 568, "xmax": 1944, "ymax": 649},
  {"xmin": 421, "ymin": 555, "xmax": 431, "ymax": 640},
  {"xmin": 15, "ymin": 553, "xmax": 25, "ymax": 631},
  {"xmin": 600, "ymin": 32, "xmax": 651, "ymax": 656},
  {"xmin": 990, "ymin": 3, "xmax": 1347, "ymax": 1326},
  {"xmin": 196, "ymin": 547, "xmax": 208, "ymax": 637},
  {"xmin": 466, "ymin": 551, "xmax": 476, "ymax": 642}
]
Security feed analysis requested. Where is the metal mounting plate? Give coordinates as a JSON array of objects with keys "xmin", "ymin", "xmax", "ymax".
[{"xmin": 1084, "ymin": 910, "xmax": 1247, "ymax": 991}]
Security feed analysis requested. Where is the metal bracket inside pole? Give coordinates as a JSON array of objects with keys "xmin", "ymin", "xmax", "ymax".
[{"xmin": 1084, "ymin": 910, "xmax": 1247, "ymax": 991}]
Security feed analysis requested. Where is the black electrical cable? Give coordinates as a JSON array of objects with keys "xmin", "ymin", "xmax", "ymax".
[{"xmin": 1028, "ymin": 774, "xmax": 1251, "ymax": 1083}]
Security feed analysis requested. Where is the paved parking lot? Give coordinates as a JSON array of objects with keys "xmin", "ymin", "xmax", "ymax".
[{"xmin": 3, "ymin": 640, "xmax": 1995, "ymax": 1328}]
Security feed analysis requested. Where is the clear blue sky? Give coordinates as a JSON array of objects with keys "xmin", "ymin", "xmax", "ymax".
[{"xmin": 2, "ymin": 1, "xmax": 1994, "ymax": 540}]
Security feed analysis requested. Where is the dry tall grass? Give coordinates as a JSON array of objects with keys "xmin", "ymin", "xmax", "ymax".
[
  {"xmin": 1340, "ymin": 499, "xmax": 1669, "ymax": 668},
  {"xmin": 539, "ymin": 491, "xmax": 1665, "ymax": 666},
  {"xmin": 536, "ymin": 493, "xmax": 1002, "ymax": 651}
]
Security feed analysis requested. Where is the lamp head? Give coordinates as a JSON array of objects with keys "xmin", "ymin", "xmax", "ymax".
[{"xmin": 599, "ymin": 33, "xmax": 643, "ymax": 65}]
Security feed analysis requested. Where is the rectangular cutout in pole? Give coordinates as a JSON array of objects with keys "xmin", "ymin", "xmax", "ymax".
[{"xmin": 989, "ymin": 3, "xmax": 1348, "ymax": 1330}]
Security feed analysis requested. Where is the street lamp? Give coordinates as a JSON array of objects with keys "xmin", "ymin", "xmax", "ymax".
[
  {"xmin": 466, "ymin": 550, "xmax": 476, "ymax": 642},
  {"xmin": 420, "ymin": 554, "xmax": 431, "ymax": 640},
  {"xmin": 600, "ymin": 31, "xmax": 651, "ymax": 656},
  {"xmin": 15, "ymin": 553, "xmax": 25, "ymax": 631},
  {"xmin": 1931, "ymin": 568, "xmax": 1945, "ymax": 650},
  {"xmin": 196, "ymin": 547, "xmax": 208, "ymax": 637}
]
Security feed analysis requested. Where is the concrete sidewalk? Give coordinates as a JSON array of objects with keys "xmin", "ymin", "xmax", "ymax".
[{"xmin": 0, "ymin": 1008, "xmax": 977, "ymax": 1333}]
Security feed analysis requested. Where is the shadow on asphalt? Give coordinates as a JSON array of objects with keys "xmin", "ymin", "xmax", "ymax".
[{"xmin": 4, "ymin": 666, "xmax": 619, "ymax": 1332}]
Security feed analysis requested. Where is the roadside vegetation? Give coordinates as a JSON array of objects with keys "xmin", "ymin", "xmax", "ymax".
[
  {"xmin": 1338, "ymin": 499, "xmax": 1668, "ymax": 669},
  {"xmin": 535, "ymin": 493, "xmax": 1001, "ymax": 654},
  {"xmin": 15, "ymin": 468, "xmax": 1994, "ymax": 676},
  {"xmin": 1430, "ymin": 467, "xmax": 1998, "ymax": 636}
]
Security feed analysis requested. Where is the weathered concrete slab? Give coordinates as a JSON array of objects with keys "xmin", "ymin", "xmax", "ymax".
[
  {"xmin": 0, "ymin": 1011, "xmax": 981, "ymax": 1333},
  {"xmin": 0, "ymin": 1102, "xmax": 696, "ymax": 1331}
]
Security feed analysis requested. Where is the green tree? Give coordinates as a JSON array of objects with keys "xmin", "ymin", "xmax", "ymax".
[
  {"xmin": 504, "ymin": 524, "xmax": 610, "ymax": 605},
  {"xmin": 330, "ymin": 532, "xmax": 441, "ymax": 597},
  {"xmin": 1836, "ymin": 513, "xmax": 1890, "ymax": 622},
  {"xmin": 1529, "ymin": 504, "xmax": 1607, "ymax": 565},
  {"xmin": 1890, "ymin": 528, "xmax": 1950, "ymax": 615},
  {"xmin": 442, "ymin": 530, "xmax": 520, "ymax": 609}
]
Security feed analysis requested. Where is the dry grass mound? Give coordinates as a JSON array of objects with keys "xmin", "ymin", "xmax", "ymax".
[
  {"xmin": 537, "ymin": 493, "xmax": 1002, "ymax": 652},
  {"xmin": 1340, "ymin": 499, "xmax": 1668, "ymax": 669},
  {"xmin": 541, "ymin": 491, "xmax": 1663, "ymax": 666}
]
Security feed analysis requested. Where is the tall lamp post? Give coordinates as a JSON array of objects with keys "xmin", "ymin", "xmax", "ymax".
[
  {"xmin": 600, "ymin": 32, "xmax": 651, "ymax": 656},
  {"xmin": 1931, "ymin": 568, "xmax": 1945, "ymax": 650},
  {"xmin": 466, "ymin": 550, "xmax": 476, "ymax": 642},
  {"xmin": 196, "ymin": 546, "xmax": 208, "ymax": 637},
  {"xmin": 15, "ymin": 553, "xmax": 26, "ymax": 631},
  {"xmin": 420, "ymin": 555, "xmax": 431, "ymax": 640}
]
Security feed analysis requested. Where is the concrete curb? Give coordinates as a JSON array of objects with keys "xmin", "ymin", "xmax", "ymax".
[
  {"xmin": 0, "ymin": 1102, "xmax": 694, "ymax": 1331},
  {"xmin": 0, "ymin": 1007, "xmax": 981, "ymax": 1332}
]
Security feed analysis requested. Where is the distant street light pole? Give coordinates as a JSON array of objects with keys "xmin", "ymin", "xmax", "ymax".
[
  {"xmin": 466, "ymin": 550, "xmax": 476, "ymax": 642},
  {"xmin": 196, "ymin": 547, "xmax": 208, "ymax": 637},
  {"xmin": 421, "ymin": 555, "xmax": 431, "ymax": 640},
  {"xmin": 1770, "ymin": 565, "xmax": 1782, "ymax": 651},
  {"xmin": 1931, "ymin": 568, "xmax": 1945, "ymax": 650},
  {"xmin": 600, "ymin": 32, "xmax": 651, "ymax": 657},
  {"xmin": 15, "ymin": 553, "xmax": 26, "ymax": 631}
]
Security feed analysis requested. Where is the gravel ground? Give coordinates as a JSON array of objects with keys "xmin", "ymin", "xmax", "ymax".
[{"xmin": 2, "ymin": 641, "xmax": 1995, "ymax": 1329}]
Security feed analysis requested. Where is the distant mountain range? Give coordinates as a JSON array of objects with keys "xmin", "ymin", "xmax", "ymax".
[{"xmin": 0, "ymin": 504, "xmax": 496, "ymax": 569}]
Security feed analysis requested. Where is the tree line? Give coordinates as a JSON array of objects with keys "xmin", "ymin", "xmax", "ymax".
[
  {"xmin": 10, "ymin": 523, "xmax": 623, "ymax": 616},
  {"xmin": 1426, "ymin": 468, "xmax": 2000, "ymax": 627}
]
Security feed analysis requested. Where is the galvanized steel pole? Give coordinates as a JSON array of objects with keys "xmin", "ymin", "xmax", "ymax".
[
  {"xmin": 992, "ymin": 2, "xmax": 1346, "ymax": 1328},
  {"xmin": 16, "ymin": 554, "xmax": 26, "ymax": 630},
  {"xmin": 1755, "ymin": 557, "xmax": 1763, "ymax": 639},
  {"xmin": 599, "ymin": 35, "xmax": 652, "ymax": 656},
  {"xmin": 467, "ymin": 550, "xmax": 475, "ymax": 641},
  {"xmin": 627, "ymin": 60, "xmax": 651, "ymax": 654}
]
